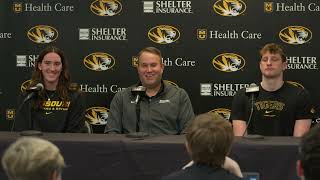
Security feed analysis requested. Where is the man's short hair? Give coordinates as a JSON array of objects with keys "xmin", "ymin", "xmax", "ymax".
[
  {"xmin": 186, "ymin": 112, "xmax": 233, "ymax": 168},
  {"xmin": 1, "ymin": 137, "xmax": 65, "ymax": 180},
  {"xmin": 137, "ymin": 47, "xmax": 162, "ymax": 64},
  {"xmin": 299, "ymin": 124, "xmax": 320, "ymax": 180},
  {"xmin": 260, "ymin": 43, "xmax": 286, "ymax": 62}
]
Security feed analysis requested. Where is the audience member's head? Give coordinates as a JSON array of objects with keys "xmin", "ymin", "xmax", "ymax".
[
  {"xmin": 297, "ymin": 124, "xmax": 320, "ymax": 180},
  {"xmin": 185, "ymin": 112, "xmax": 234, "ymax": 168},
  {"xmin": 1, "ymin": 137, "xmax": 65, "ymax": 180}
]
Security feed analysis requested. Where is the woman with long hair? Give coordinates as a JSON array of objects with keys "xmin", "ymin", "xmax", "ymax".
[{"xmin": 14, "ymin": 46, "xmax": 86, "ymax": 132}]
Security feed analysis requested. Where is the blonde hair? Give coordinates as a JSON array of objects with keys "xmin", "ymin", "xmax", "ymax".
[{"xmin": 1, "ymin": 137, "xmax": 65, "ymax": 180}]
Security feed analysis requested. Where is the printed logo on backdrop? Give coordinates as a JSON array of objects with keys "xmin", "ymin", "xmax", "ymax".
[
  {"xmin": 200, "ymin": 83, "xmax": 249, "ymax": 96},
  {"xmin": 20, "ymin": 80, "xmax": 32, "ymax": 92},
  {"xmin": 13, "ymin": 2, "xmax": 23, "ymax": 13},
  {"xmin": 0, "ymin": 32, "xmax": 13, "ymax": 39},
  {"xmin": 286, "ymin": 56, "xmax": 318, "ymax": 70},
  {"xmin": 132, "ymin": 56, "xmax": 139, "ymax": 67},
  {"xmin": 83, "ymin": 52, "xmax": 115, "ymax": 71},
  {"xmin": 80, "ymin": 84, "xmax": 125, "ymax": 93},
  {"xmin": 213, "ymin": 0, "xmax": 246, "ymax": 17},
  {"xmin": 148, "ymin": 25, "xmax": 180, "ymax": 44},
  {"xmin": 197, "ymin": 29, "xmax": 207, "ymax": 40},
  {"xmin": 143, "ymin": 1, "xmax": 193, "ymax": 14},
  {"xmin": 79, "ymin": 28, "xmax": 127, "ymax": 41},
  {"xmin": 132, "ymin": 56, "xmax": 196, "ymax": 67},
  {"xmin": 198, "ymin": 29, "xmax": 262, "ymax": 40},
  {"xmin": 13, "ymin": 2, "xmax": 75, "ymax": 13},
  {"xmin": 264, "ymin": 2, "xmax": 320, "ymax": 12},
  {"xmin": 212, "ymin": 53, "xmax": 245, "ymax": 72},
  {"xmin": 16, "ymin": 54, "xmax": 38, "ymax": 68},
  {"xmin": 286, "ymin": 81, "xmax": 305, "ymax": 89},
  {"xmin": 90, "ymin": 0, "xmax": 122, "ymax": 16},
  {"xmin": 85, "ymin": 107, "xmax": 109, "ymax": 125},
  {"xmin": 6, "ymin": 109, "xmax": 15, "ymax": 121},
  {"xmin": 210, "ymin": 108, "xmax": 231, "ymax": 120},
  {"xmin": 264, "ymin": 2, "xmax": 273, "ymax": 12},
  {"xmin": 200, "ymin": 83, "xmax": 212, "ymax": 96},
  {"xmin": 27, "ymin": 25, "xmax": 58, "ymax": 44},
  {"xmin": 279, "ymin": 26, "xmax": 312, "ymax": 45}
]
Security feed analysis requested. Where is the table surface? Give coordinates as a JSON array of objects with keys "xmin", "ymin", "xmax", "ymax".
[{"xmin": 0, "ymin": 132, "xmax": 301, "ymax": 180}]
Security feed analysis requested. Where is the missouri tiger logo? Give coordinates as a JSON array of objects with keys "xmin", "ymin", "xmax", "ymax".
[
  {"xmin": 90, "ymin": 0, "xmax": 122, "ymax": 16},
  {"xmin": 148, "ymin": 25, "xmax": 180, "ymax": 44},
  {"xmin": 213, "ymin": 0, "xmax": 246, "ymax": 17},
  {"xmin": 83, "ymin": 52, "xmax": 115, "ymax": 71},
  {"xmin": 212, "ymin": 53, "xmax": 245, "ymax": 72},
  {"xmin": 27, "ymin": 25, "xmax": 58, "ymax": 43},
  {"xmin": 85, "ymin": 107, "xmax": 109, "ymax": 125},
  {"xmin": 20, "ymin": 80, "xmax": 33, "ymax": 92},
  {"xmin": 279, "ymin": 26, "xmax": 312, "ymax": 45},
  {"xmin": 210, "ymin": 108, "xmax": 231, "ymax": 120}
]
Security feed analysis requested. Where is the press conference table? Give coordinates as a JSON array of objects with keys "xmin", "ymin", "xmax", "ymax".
[{"xmin": 0, "ymin": 132, "xmax": 300, "ymax": 180}]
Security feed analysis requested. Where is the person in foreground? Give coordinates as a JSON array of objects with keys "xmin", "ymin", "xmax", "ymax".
[
  {"xmin": 162, "ymin": 112, "xmax": 242, "ymax": 180},
  {"xmin": 105, "ymin": 47, "xmax": 194, "ymax": 135},
  {"xmin": 297, "ymin": 124, "xmax": 320, "ymax": 180},
  {"xmin": 2, "ymin": 137, "xmax": 65, "ymax": 180},
  {"xmin": 231, "ymin": 43, "xmax": 313, "ymax": 137},
  {"xmin": 14, "ymin": 46, "xmax": 86, "ymax": 132}
]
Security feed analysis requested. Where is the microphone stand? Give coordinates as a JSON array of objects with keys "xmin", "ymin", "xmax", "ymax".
[
  {"xmin": 243, "ymin": 93, "xmax": 263, "ymax": 139},
  {"xmin": 13, "ymin": 92, "xmax": 43, "ymax": 136},
  {"xmin": 126, "ymin": 88, "xmax": 149, "ymax": 138}
]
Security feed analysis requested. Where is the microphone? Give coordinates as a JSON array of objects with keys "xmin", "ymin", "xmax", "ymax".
[
  {"xmin": 131, "ymin": 86, "xmax": 146, "ymax": 104},
  {"xmin": 26, "ymin": 83, "xmax": 44, "ymax": 92},
  {"xmin": 24, "ymin": 83, "xmax": 44, "ymax": 103},
  {"xmin": 245, "ymin": 83, "xmax": 259, "ymax": 94},
  {"xmin": 11, "ymin": 83, "xmax": 44, "ymax": 136},
  {"xmin": 242, "ymin": 83, "xmax": 263, "ymax": 139}
]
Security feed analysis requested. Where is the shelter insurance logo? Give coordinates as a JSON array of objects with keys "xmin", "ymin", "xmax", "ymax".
[
  {"xmin": 83, "ymin": 52, "xmax": 115, "ymax": 71},
  {"xmin": 27, "ymin": 25, "xmax": 58, "ymax": 44},
  {"xmin": 210, "ymin": 108, "xmax": 231, "ymax": 120},
  {"xmin": 85, "ymin": 107, "xmax": 109, "ymax": 125},
  {"xmin": 286, "ymin": 56, "xmax": 318, "ymax": 70},
  {"xmin": 213, "ymin": 0, "xmax": 246, "ymax": 17},
  {"xmin": 79, "ymin": 27, "xmax": 127, "ymax": 41},
  {"xmin": 143, "ymin": 1, "xmax": 193, "ymax": 14},
  {"xmin": 148, "ymin": 25, "xmax": 180, "ymax": 44},
  {"xmin": 16, "ymin": 54, "xmax": 38, "ymax": 68},
  {"xmin": 201, "ymin": 83, "xmax": 249, "ymax": 96},
  {"xmin": 90, "ymin": 0, "xmax": 122, "ymax": 16},
  {"xmin": 279, "ymin": 26, "xmax": 312, "ymax": 45},
  {"xmin": 20, "ymin": 80, "xmax": 32, "ymax": 92},
  {"xmin": 212, "ymin": 53, "xmax": 245, "ymax": 72}
]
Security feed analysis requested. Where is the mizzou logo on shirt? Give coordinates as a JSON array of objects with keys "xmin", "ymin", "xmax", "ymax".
[{"xmin": 42, "ymin": 100, "xmax": 70, "ymax": 111}]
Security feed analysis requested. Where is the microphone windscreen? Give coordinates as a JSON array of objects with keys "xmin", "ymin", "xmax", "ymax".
[{"xmin": 245, "ymin": 83, "xmax": 259, "ymax": 93}]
